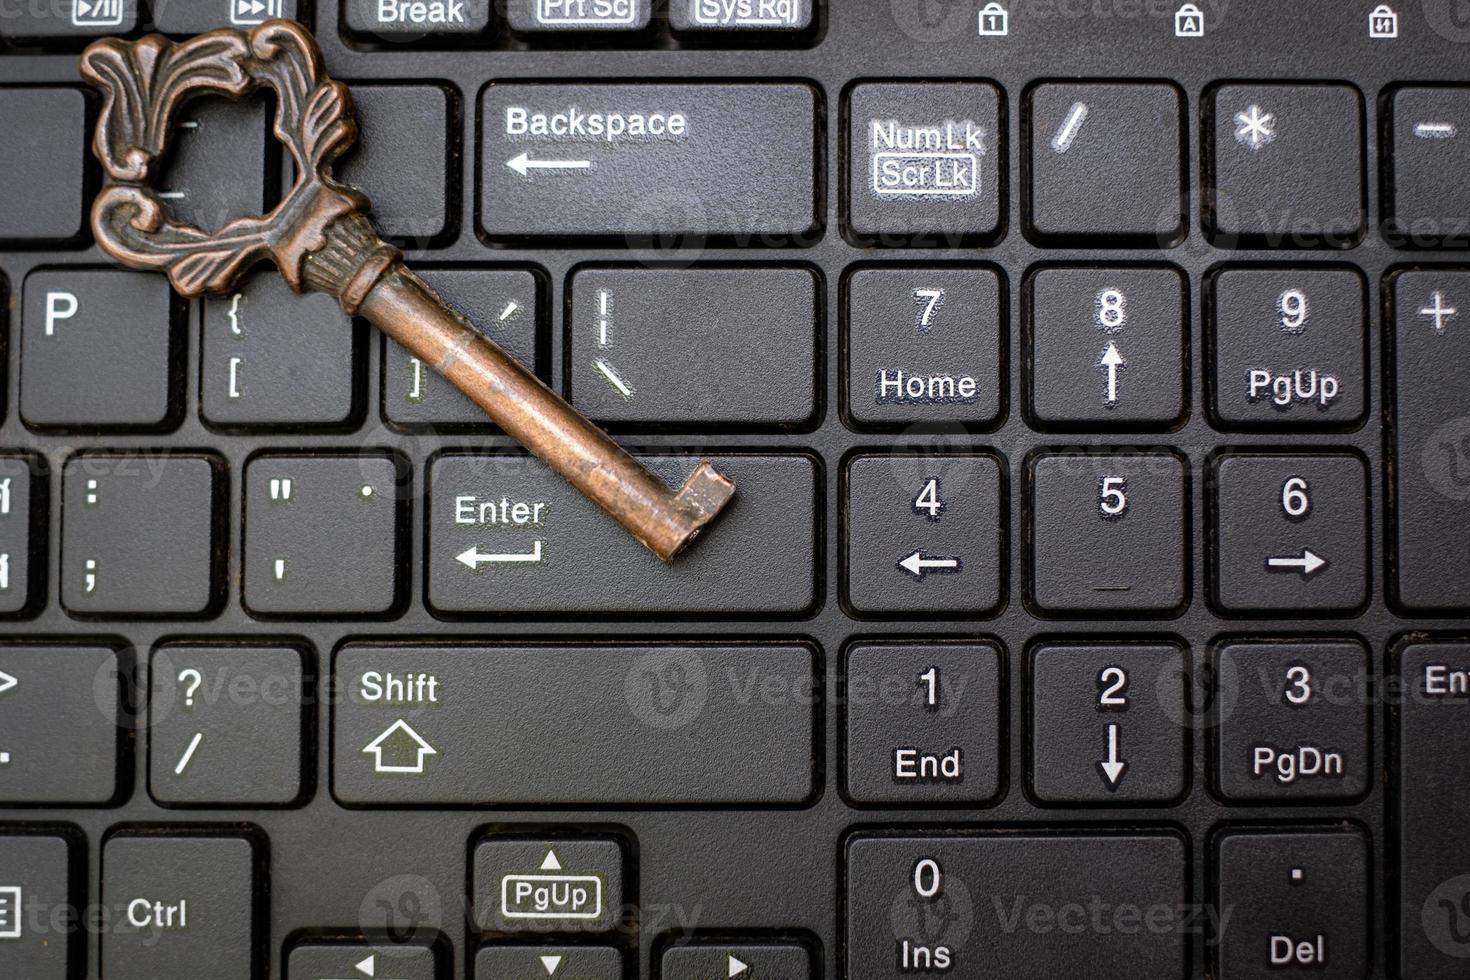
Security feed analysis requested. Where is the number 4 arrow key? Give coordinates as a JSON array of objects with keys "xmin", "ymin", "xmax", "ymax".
[{"xmin": 897, "ymin": 551, "xmax": 961, "ymax": 579}]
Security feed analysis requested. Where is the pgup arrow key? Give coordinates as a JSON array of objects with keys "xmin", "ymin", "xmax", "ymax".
[
  {"xmin": 897, "ymin": 550, "xmax": 962, "ymax": 580},
  {"xmin": 1266, "ymin": 549, "xmax": 1329, "ymax": 578}
]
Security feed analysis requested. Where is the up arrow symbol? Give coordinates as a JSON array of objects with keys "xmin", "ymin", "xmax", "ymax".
[{"xmin": 540, "ymin": 849, "xmax": 562, "ymax": 871}]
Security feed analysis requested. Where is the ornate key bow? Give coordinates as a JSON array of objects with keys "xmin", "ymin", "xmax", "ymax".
[{"xmin": 79, "ymin": 20, "xmax": 735, "ymax": 561}]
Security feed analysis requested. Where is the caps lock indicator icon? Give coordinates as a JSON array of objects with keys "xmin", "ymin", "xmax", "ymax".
[{"xmin": 1175, "ymin": 2, "xmax": 1204, "ymax": 37}]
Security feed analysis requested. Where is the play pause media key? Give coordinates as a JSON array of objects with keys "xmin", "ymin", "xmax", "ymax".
[{"xmin": 0, "ymin": 0, "xmax": 137, "ymax": 37}]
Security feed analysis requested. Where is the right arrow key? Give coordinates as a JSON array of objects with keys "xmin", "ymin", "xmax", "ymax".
[
  {"xmin": 1212, "ymin": 454, "xmax": 1367, "ymax": 613},
  {"xmin": 661, "ymin": 941, "xmax": 812, "ymax": 980}
]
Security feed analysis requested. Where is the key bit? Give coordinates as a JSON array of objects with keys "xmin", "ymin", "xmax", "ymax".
[{"xmin": 78, "ymin": 20, "xmax": 734, "ymax": 561}]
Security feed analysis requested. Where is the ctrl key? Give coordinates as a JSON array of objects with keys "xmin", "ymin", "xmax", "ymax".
[{"xmin": 102, "ymin": 832, "xmax": 261, "ymax": 980}]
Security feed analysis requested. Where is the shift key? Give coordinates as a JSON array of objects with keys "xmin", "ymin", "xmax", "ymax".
[
  {"xmin": 480, "ymin": 83, "xmax": 818, "ymax": 240},
  {"xmin": 335, "ymin": 644, "xmax": 816, "ymax": 805}
]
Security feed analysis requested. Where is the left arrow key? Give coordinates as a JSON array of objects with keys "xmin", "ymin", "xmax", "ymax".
[{"xmin": 287, "ymin": 941, "xmax": 441, "ymax": 980}]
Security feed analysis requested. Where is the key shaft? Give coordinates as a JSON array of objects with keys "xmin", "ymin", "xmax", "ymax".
[{"xmin": 357, "ymin": 259, "xmax": 734, "ymax": 560}]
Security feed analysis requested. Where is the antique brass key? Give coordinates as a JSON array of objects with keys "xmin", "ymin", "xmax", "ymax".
[{"xmin": 79, "ymin": 21, "xmax": 734, "ymax": 561}]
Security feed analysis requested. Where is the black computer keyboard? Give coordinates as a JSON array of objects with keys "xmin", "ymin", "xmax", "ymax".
[{"xmin": 2, "ymin": 0, "xmax": 1470, "ymax": 977}]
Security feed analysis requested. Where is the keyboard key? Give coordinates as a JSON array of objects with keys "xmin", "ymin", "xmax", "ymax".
[
  {"xmin": 1208, "ymin": 267, "xmax": 1366, "ymax": 429},
  {"xmin": 383, "ymin": 268, "xmax": 540, "ymax": 426},
  {"xmin": 503, "ymin": 0, "xmax": 651, "ymax": 31},
  {"xmin": 428, "ymin": 454, "xmax": 815, "ymax": 615},
  {"xmin": 1026, "ymin": 82, "xmax": 1185, "ymax": 243},
  {"xmin": 21, "ymin": 269, "xmax": 179, "ymax": 429},
  {"xmin": 201, "ymin": 274, "xmax": 361, "ymax": 428},
  {"xmin": 0, "ymin": 646, "xmax": 122, "ymax": 804},
  {"xmin": 1, "ymin": 837, "xmax": 70, "ymax": 972},
  {"xmin": 479, "ymin": 83, "xmax": 817, "ymax": 241},
  {"xmin": 1388, "ymin": 87, "xmax": 1470, "ymax": 247},
  {"xmin": 473, "ymin": 836, "xmax": 623, "ymax": 932},
  {"xmin": 0, "ymin": 89, "xmax": 87, "ymax": 242},
  {"xmin": 845, "ymin": 82, "xmax": 1003, "ymax": 243},
  {"xmin": 845, "ymin": 265, "xmax": 1003, "ymax": 428},
  {"xmin": 669, "ymin": 0, "xmax": 813, "ymax": 31},
  {"xmin": 845, "ymin": 454, "xmax": 1003, "ymax": 616},
  {"xmin": 1213, "ymin": 641, "xmax": 1369, "ymax": 801},
  {"xmin": 1030, "ymin": 643, "xmax": 1187, "ymax": 803},
  {"xmin": 1391, "ymin": 269, "xmax": 1470, "ymax": 610},
  {"xmin": 1026, "ymin": 266, "xmax": 1186, "ymax": 427},
  {"xmin": 288, "ymin": 942, "xmax": 439, "ymax": 980},
  {"xmin": 567, "ymin": 266, "xmax": 816, "ymax": 426},
  {"xmin": 152, "ymin": 0, "xmax": 299, "ymax": 32},
  {"xmin": 61, "ymin": 454, "xmax": 223, "ymax": 616},
  {"xmin": 102, "ymin": 833, "xmax": 259, "ymax": 980},
  {"xmin": 1212, "ymin": 454, "xmax": 1368, "ymax": 613},
  {"xmin": 158, "ymin": 100, "xmax": 270, "ymax": 233},
  {"xmin": 844, "ymin": 642, "xmax": 1002, "ymax": 805},
  {"xmin": 243, "ymin": 455, "xmax": 405, "ymax": 616},
  {"xmin": 1215, "ymin": 830, "xmax": 1367, "ymax": 980},
  {"xmin": 663, "ymin": 942, "xmax": 811, "ymax": 980},
  {"xmin": 149, "ymin": 645, "xmax": 306, "ymax": 806},
  {"xmin": 343, "ymin": 0, "xmax": 491, "ymax": 36},
  {"xmin": 846, "ymin": 832, "xmax": 1185, "ymax": 979},
  {"xmin": 0, "ymin": 457, "xmax": 40, "ymax": 616},
  {"xmin": 476, "ymin": 946, "xmax": 621, "ymax": 978},
  {"xmin": 334, "ymin": 644, "xmax": 815, "ymax": 804},
  {"xmin": 1396, "ymin": 642, "xmax": 1470, "ymax": 978},
  {"xmin": 1028, "ymin": 452, "xmax": 1187, "ymax": 614},
  {"xmin": 1207, "ymin": 84, "xmax": 1364, "ymax": 246},
  {"xmin": 0, "ymin": 0, "xmax": 138, "ymax": 41},
  {"xmin": 0, "ymin": 832, "xmax": 76, "ymax": 980},
  {"xmin": 339, "ymin": 85, "xmax": 453, "ymax": 244}
]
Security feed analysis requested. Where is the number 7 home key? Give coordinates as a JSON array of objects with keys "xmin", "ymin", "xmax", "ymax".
[{"xmin": 78, "ymin": 20, "xmax": 734, "ymax": 560}]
